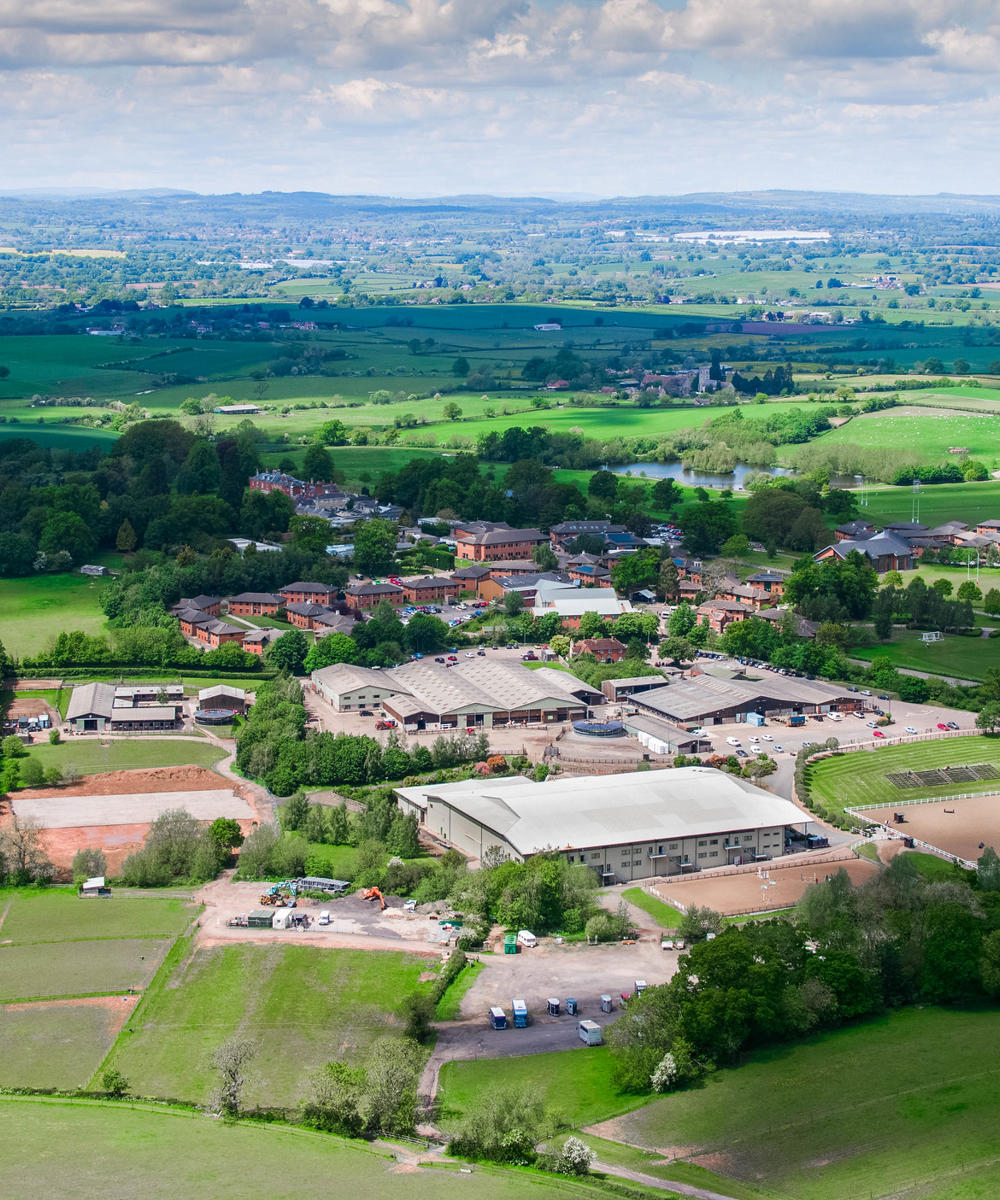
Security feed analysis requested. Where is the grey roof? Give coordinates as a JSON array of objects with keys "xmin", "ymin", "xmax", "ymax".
[
  {"xmin": 66, "ymin": 682, "xmax": 115, "ymax": 721},
  {"xmin": 396, "ymin": 768, "xmax": 808, "ymax": 856},
  {"xmin": 110, "ymin": 705, "xmax": 178, "ymax": 722},
  {"xmin": 201, "ymin": 619, "xmax": 246, "ymax": 636},
  {"xmin": 824, "ymin": 532, "xmax": 913, "ymax": 562},
  {"xmin": 285, "ymin": 602, "xmax": 330, "ymax": 616},
  {"xmin": 633, "ymin": 672, "xmax": 851, "ymax": 722},
  {"xmin": 242, "ymin": 627, "xmax": 281, "ymax": 645},
  {"xmin": 312, "ymin": 659, "xmax": 592, "ymax": 717},
  {"xmin": 280, "ymin": 581, "xmax": 332, "ymax": 594},
  {"xmin": 176, "ymin": 606, "xmax": 210, "ymax": 625},
  {"xmin": 229, "ymin": 592, "xmax": 282, "ymax": 604},
  {"xmin": 604, "ymin": 674, "xmax": 669, "ymax": 689},
  {"xmin": 405, "ymin": 576, "xmax": 457, "ymax": 589},
  {"xmin": 456, "ymin": 526, "xmax": 545, "ymax": 546},
  {"xmin": 345, "ymin": 583, "xmax": 403, "ymax": 596},
  {"xmin": 198, "ymin": 685, "xmax": 246, "ymax": 704}
]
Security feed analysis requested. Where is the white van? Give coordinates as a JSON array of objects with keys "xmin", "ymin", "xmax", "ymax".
[
  {"xmin": 516, "ymin": 930, "xmax": 537, "ymax": 948},
  {"xmin": 317, "ymin": 911, "xmax": 331, "ymax": 926},
  {"xmin": 827, "ymin": 712, "xmax": 843, "ymax": 722}
]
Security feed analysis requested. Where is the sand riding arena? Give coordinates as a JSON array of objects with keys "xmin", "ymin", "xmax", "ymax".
[
  {"xmin": 857, "ymin": 793, "xmax": 1000, "ymax": 865},
  {"xmin": 7, "ymin": 766, "xmax": 268, "ymax": 877}
]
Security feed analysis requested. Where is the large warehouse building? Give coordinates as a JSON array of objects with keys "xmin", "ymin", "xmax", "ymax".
[
  {"xmin": 630, "ymin": 673, "xmax": 860, "ymax": 726},
  {"xmin": 396, "ymin": 767, "xmax": 811, "ymax": 881},
  {"xmin": 310, "ymin": 659, "xmax": 602, "ymax": 729}
]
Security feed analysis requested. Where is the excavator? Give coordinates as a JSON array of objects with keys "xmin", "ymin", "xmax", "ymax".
[
  {"xmin": 259, "ymin": 880, "xmax": 299, "ymax": 907},
  {"xmin": 362, "ymin": 886, "xmax": 386, "ymax": 911}
]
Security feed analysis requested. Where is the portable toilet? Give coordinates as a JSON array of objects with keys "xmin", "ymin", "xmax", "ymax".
[
  {"xmin": 634, "ymin": 979, "xmax": 648, "ymax": 997},
  {"xmin": 546, "ymin": 997, "xmax": 560, "ymax": 1016},
  {"xmin": 600, "ymin": 994, "xmax": 613, "ymax": 1014},
  {"xmin": 578, "ymin": 1020, "xmax": 603, "ymax": 1046},
  {"xmin": 489, "ymin": 1006, "xmax": 507, "ymax": 1030},
  {"xmin": 512, "ymin": 999, "xmax": 528, "ymax": 1027},
  {"xmin": 566, "ymin": 997, "xmax": 578, "ymax": 1016},
  {"xmin": 504, "ymin": 933, "xmax": 518, "ymax": 954}
]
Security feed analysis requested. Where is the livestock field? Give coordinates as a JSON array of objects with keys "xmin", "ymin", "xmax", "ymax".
[
  {"xmin": 0, "ymin": 572, "xmax": 110, "ymax": 656},
  {"xmin": 104, "ymin": 942, "xmax": 433, "ymax": 1108},
  {"xmin": 604, "ymin": 1007, "xmax": 1000, "ymax": 1200},
  {"xmin": 806, "ymin": 736, "xmax": 1000, "ymax": 821},
  {"xmin": 818, "ymin": 405, "xmax": 1000, "ymax": 463},
  {"xmin": 0, "ymin": 889, "xmax": 197, "ymax": 1089}
]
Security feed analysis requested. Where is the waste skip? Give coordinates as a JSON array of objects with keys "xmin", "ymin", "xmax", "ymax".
[{"xmin": 504, "ymin": 934, "xmax": 518, "ymax": 954}]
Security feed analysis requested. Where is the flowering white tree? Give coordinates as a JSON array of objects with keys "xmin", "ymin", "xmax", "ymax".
[{"xmin": 559, "ymin": 1136, "xmax": 596, "ymax": 1175}]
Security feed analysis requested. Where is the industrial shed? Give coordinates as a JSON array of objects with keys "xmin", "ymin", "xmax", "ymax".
[
  {"xmin": 396, "ymin": 768, "xmax": 810, "ymax": 881},
  {"xmin": 630, "ymin": 673, "xmax": 860, "ymax": 726},
  {"xmin": 311, "ymin": 660, "xmax": 600, "ymax": 729}
]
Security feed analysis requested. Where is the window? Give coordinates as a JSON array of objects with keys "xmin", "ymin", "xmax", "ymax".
[
  {"xmin": 669, "ymin": 842, "xmax": 678, "ymax": 850},
  {"xmin": 590, "ymin": 853, "xmax": 601, "ymax": 860},
  {"xmin": 710, "ymin": 851, "xmax": 719, "ymax": 857},
  {"xmin": 744, "ymin": 834, "xmax": 754, "ymax": 842},
  {"xmin": 697, "ymin": 852, "xmax": 707, "ymax": 860},
  {"xmin": 710, "ymin": 838, "xmax": 718, "ymax": 845},
  {"xmin": 633, "ymin": 860, "xmax": 642, "ymax": 866},
  {"xmin": 698, "ymin": 839, "xmax": 706, "ymax": 847},
  {"xmin": 657, "ymin": 845, "xmax": 664, "ymax": 855}
]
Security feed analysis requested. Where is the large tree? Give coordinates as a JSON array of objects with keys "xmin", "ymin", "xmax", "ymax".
[{"xmin": 352, "ymin": 518, "xmax": 397, "ymax": 576}]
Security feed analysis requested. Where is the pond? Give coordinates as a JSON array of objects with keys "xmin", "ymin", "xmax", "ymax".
[{"xmin": 612, "ymin": 461, "xmax": 796, "ymax": 491}]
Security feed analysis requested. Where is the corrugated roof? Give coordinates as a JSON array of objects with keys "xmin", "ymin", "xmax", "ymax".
[
  {"xmin": 397, "ymin": 768, "xmax": 807, "ymax": 855},
  {"xmin": 66, "ymin": 682, "xmax": 115, "ymax": 721}
]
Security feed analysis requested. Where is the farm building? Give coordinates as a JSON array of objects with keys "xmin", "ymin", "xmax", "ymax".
[
  {"xmin": 197, "ymin": 685, "xmax": 248, "ymax": 715},
  {"xmin": 311, "ymin": 659, "xmax": 601, "ymax": 728},
  {"xmin": 110, "ymin": 705, "xmax": 179, "ymax": 732},
  {"xmin": 395, "ymin": 768, "xmax": 810, "ymax": 881},
  {"xmin": 630, "ymin": 673, "xmax": 860, "ymax": 726},
  {"xmin": 66, "ymin": 682, "xmax": 184, "ymax": 731},
  {"xmin": 66, "ymin": 683, "xmax": 116, "ymax": 732},
  {"xmin": 601, "ymin": 674, "xmax": 676, "ymax": 702},
  {"xmin": 531, "ymin": 584, "xmax": 633, "ymax": 628}
]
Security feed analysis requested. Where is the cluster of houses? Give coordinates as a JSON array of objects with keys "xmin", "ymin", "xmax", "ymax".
[
  {"xmin": 814, "ymin": 517, "xmax": 1000, "ymax": 574},
  {"xmin": 249, "ymin": 471, "xmax": 403, "ymax": 528}
]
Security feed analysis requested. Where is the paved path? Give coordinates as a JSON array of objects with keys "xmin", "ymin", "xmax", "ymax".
[{"xmin": 591, "ymin": 1159, "xmax": 739, "ymax": 1200}]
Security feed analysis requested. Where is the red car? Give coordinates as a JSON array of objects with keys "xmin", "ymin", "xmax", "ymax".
[
  {"xmin": 936, "ymin": 723, "xmax": 949, "ymax": 731},
  {"xmin": 872, "ymin": 729, "xmax": 886, "ymax": 738}
]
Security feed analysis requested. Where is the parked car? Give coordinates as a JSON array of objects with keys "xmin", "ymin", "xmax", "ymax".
[
  {"xmin": 873, "ymin": 729, "xmax": 885, "ymax": 738},
  {"xmin": 434, "ymin": 656, "xmax": 445, "ymax": 663},
  {"xmin": 860, "ymin": 689, "xmax": 872, "ymax": 696},
  {"xmin": 359, "ymin": 710, "xmax": 374, "ymax": 717},
  {"xmin": 762, "ymin": 734, "xmax": 774, "ymax": 742},
  {"xmin": 775, "ymin": 745, "xmax": 784, "ymax": 752},
  {"xmin": 847, "ymin": 685, "xmax": 859, "ymax": 692},
  {"xmin": 521, "ymin": 652, "xmax": 538, "ymax": 661},
  {"xmin": 447, "ymin": 655, "xmax": 458, "ymax": 662},
  {"xmin": 905, "ymin": 726, "xmax": 917, "ymax": 734},
  {"xmin": 878, "ymin": 693, "xmax": 890, "ymax": 700},
  {"xmin": 735, "ymin": 749, "xmax": 748, "ymax": 757},
  {"xmin": 465, "ymin": 651, "xmax": 476, "ymax": 658},
  {"xmin": 937, "ymin": 722, "xmax": 949, "ymax": 731},
  {"xmin": 947, "ymin": 721, "xmax": 959, "ymax": 730},
  {"xmin": 477, "ymin": 649, "xmax": 486, "ymax": 656},
  {"xmin": 726, "ymin": 736, "xmax": 740, "ymax": 746}
]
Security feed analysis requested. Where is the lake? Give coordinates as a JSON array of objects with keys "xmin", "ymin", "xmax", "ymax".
[{"xmin": 613, "ymin": 461, "xmax": 796, "ymax": 491}]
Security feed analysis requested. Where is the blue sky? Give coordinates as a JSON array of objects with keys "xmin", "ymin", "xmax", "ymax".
[{"xmin": 3, "ymin": 0, "xmax": 1000, "ymax": 195}]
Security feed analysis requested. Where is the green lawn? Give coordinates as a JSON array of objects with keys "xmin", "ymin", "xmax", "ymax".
[
  {"xmin": 105, "ymin": 943, "xmax": 434, "ymax": 1107},
  {"xmin": 850, "ymin": 629, "xmax": 1000, "ymax": 681},
  {"xmin": 859, "ymin": 479, "xmax": 1000, "ymax": 526},
  {"xmin": 615, "ymin": 1007, "xmax": 1000, "ymax": 1200},
  {"xmin": 819, "ymin": 406, "xmax": 1000, "ymax": 464},
  {"xmin": 439, "ymin": 1046, "xmax": 647, "ymax": 1131},
  {"xmin": 0, "ymin": 573, "xmax": 110, "ymax": 657},
  {"xmin": 12, "ymin": 686, "xmax": 70, "ymax": 717},
  {"xmin": 0, "ymin": 1099, "xmax": 610, "ymax": 1200},
  {"xmin": 23, "ymin": 738, "xmax": 227, "ymax": 776},
  {"xmin": 621, "ymin": 888, "xmax": 684, "ymax": 929},
  {"xmin": 806, "ymin": 736, "xmax": 1000, "ymax": 819}
]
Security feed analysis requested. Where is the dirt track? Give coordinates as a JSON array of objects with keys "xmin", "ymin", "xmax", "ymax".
[
  {"xmin": 17, "ymin": 765, "xmax": 233, "ymax": 799},
  {"xmin": 864, "ymin": 794, "xmax": 1000, "ymax": 862}
]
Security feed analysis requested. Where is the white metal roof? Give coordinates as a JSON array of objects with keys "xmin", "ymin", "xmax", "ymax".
[{"xmin": 397, "ymin": 768, "xmax": 808, "ymax": 855}]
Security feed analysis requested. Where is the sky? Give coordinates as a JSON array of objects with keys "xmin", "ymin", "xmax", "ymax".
[{"xmin": 4, "ymin": 0, "xmax": 1000, "ymax": 196}]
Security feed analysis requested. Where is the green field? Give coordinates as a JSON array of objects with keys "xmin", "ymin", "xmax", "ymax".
[
  {"xmin": 23, "ymin": 738, "xmax": 227, "ymax": 776},
  {"xmin": 615, "ymin": 1007, "xmax": 1000, "ymax": 1200},
  {"xmin": 851, "ymin": 629, "xmax": 1000, "ymax": 682},
  {"xmin": 620, "ymin": 888, "xmax": 684, "ymax": 929},
  {"xmin": 0, "ymin": 573, "xmax": 110, "ymax": 657},
  {"xmin": 806, "ymin": 736, "xmax": 1000, "ymax": 818},
  {"xmin": 439, "ymin": 1046, "xmax": 645, "ymax": 1131},
  {"xmin": 0, "ymin": 1099, "xmax": 610, "ymax": 1200},
  {"xmin": 0, "ymin": 1002, "xmax": 134, "ymax": 1089},
  {"xmin": 0, "ymin": 888, "xmax": 195, "ymax": 945},
  {"xmin": 853, "ymin": 479, "xmax": 1000, "ymax": 526},
  {"xmin": 0, "ymin": 937, "xmax": 172, "ymax": 1001},
  {"xmin": 818, "ymin": 406, "xmax": 1000, "ymax": 465},
  {"xmin": 105, "ymin": 943, "xmax": 433, "ymax": 1107}
]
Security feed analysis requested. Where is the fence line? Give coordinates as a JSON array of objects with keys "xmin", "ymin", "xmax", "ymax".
[{"xmin": 847, "ymin": 791, "xmax": 998, "ymax": 813}]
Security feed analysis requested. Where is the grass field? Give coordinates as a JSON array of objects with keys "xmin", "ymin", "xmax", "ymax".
[
  {"xmin": 0, "ymin": 573, "xmax": 109, "ymax": 657},
  {"xmin": 105, "ymin": 943, "xmax": 433, "ymax": 1107},
  {"xmin": 621, "ymin": 888, "xmax": 684, "ymax": 929},
  {"xmin": 0, "ymin": 1002, "xmax": 135, "ymax": 1089},
  {"xmin": 850, "ymin": 629, "xmax": 1000, "ymax": 681},
  {"xmin": 856, "ymin": 479, "xmax": 1000, "ymax": 526},
  {"xmin": 0, "ymin": 1099, "xmax": 610, "ymax": 1200},
  {"xmin": 818, "ymin": 406, "xmax": 1000, "ymax": 465},
  {"xmin": 616, "ymin": 1006, "xmax": 1000, "ymax": 1200},
  {"xmin": 806, "ymin": 736, "xmax": 1000, "ymax": 818},
  {"xmin": 23, "ymin": 738, "xmax": 227, "ymax": 776},
  {"xmin": 0, "ymin": 938, "xmax": 171, "ymax": 1001},
  {"xmin": 438, "ymin": 1046, "xmax": 647, "ymax": 1131},
  {"xmin": 0, "ymin": 888, "xmax": 195, "ymax": 945}
]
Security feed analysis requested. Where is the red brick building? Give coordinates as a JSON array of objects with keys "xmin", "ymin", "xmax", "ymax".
[
  {"xmin": 402, "ymin": 576, "xmax": 463, "ymax": 604},
  {"xmin": 453, "ymin": 521, "xmax": 546, "ymax": 562},
  {"xmin": 242, "ymin": 628, "xmax": 281, "ymax": 656},
  {"xmin": 248, "ymin": 471, "xmax": 335, "ymax": 500},
  {"xmin": 195, "ymin": 620, "xmax": 246, "ymax": 649},
  {"xmin": 280, "ymin": 582, "xmax": 337, "ymax": 606},
  {"xmin": 178, "ymin": 594, "xmax": 222, "ymax": 617},
  {"xmin": 572, "ymin": 637, "xmax": 626, "ymax": 663},
  {"xmin": 285, "ymin": 602, "xmax": 332, "ymax": 630},
  {"xmin": 227, "ymin": 592, "xmax": 283, "ymax": 617},
  {"xmin": 345, "ymin": 582, "xmax": 405, "ymax": 611}
]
